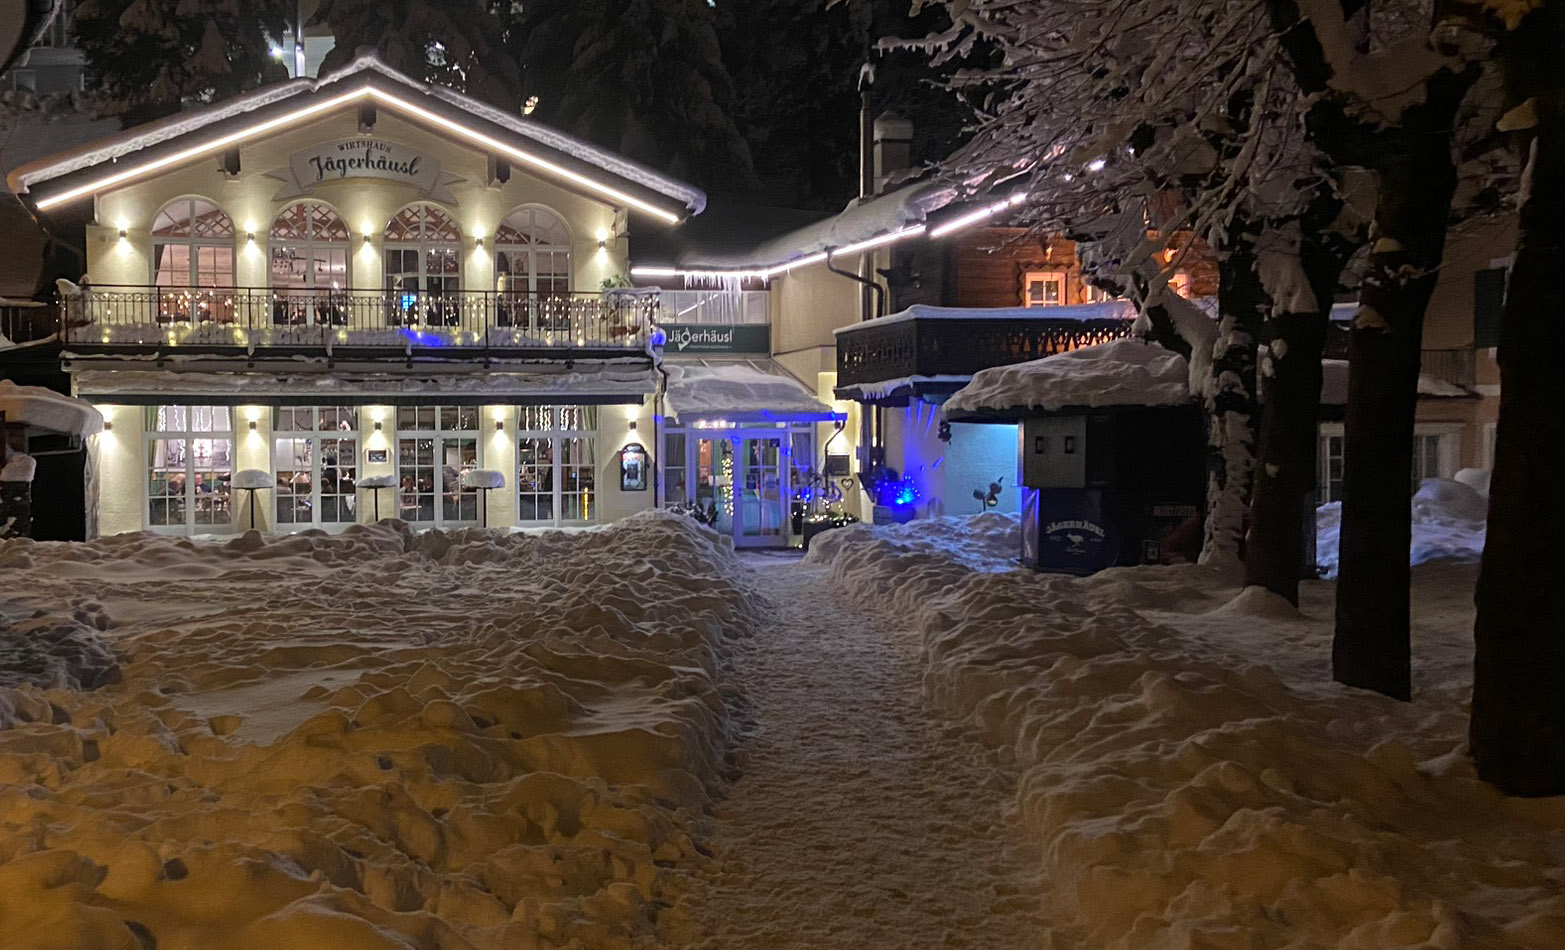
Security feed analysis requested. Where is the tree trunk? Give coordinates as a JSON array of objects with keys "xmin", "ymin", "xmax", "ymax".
[
  {"xmin": 1470, "ymin": 7, "xmax": 1565, "ymax": 795},
  {"xmin": 1202, "ymin": 225, "xmax": 1265, "ymax": 565},
  {"xmin": 1245, "ymin": 198, "xmax": 1356, "ymax": 603},
  {"xmin": 1332, "ymin": 126, "xmax": 1462, "ymax": 700}
]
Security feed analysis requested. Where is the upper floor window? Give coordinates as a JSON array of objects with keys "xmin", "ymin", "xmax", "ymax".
[
  {"xmin": 270, "ymin": 201, "xmax": 349, "ymax": 292},
  {"xmin": 496, "ymin": 206, "xmax": 572, "ymax": 297},
  {"xmin": 153, "ymin": 198, "xmax": 234, "ymax": 288},
  {"xmin": 384, "ymin": 203, "xmax": 461, "ymax": 325},
  {"xmin": 1022, "ymin": 270, "xmax": 1065, "ymax": 308}
]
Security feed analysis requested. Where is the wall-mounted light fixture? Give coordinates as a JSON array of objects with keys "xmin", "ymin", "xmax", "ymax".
[
  {"xmin": 248, "ymin": 420, "xmax": 257, "ymax": 431},
  {"xmin": 117, "ymin": 229, "xmax": 127, "ymax": 240},
  {"xmin": 246, "ymin": 232, "xmax": 255, "ymax": 244},
  {"xmin": 102, "ymin": 420, "xmax": 113, "ymax": 431},
  {"xmin": 374, "ymin": 421, "xmax": 383, "ymax": 431},
  {"xmin": 627, "ymin": 420, "xmax": 637, "ymax": 431},
  {"xmin": 362, "ymin": 234, "xmax": 372, "ymax": 246},
  {"xmin": 495, "ymin": 419, "xmax": 504, "ymax": 431}
]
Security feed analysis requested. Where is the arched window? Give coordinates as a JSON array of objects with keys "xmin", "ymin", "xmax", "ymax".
[
  {"xmin": 270, "ymin": 201, "xmax": 349, "ymax": 290},
  {"xmin": 152, "ymin": 198, "xmax": 234, "ymax": 288},
  {"xmin": 270, "ymin": 201, "xmax": 350, "ymax": 325},
  {"xmin": 384, "ymin": 203, "xmax": 461, "ymax": 326},
  {"xmin": 495, "ymin": 205, "xmax": 571, "ymax": 297}
]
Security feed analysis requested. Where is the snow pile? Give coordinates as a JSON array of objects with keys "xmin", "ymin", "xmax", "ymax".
[
  {"xmin": 0, "ymin": 513, "xmax": 753, "ymax": 949},
  {"xmin": 806, "ymin": 518, "xmax": 1565, "ymax": 949},
  {"xmin": 818, "ymin": 511, "xmax": 1022, "ymax": 571},
  {"xmin": 0, "ymin": 380, "xmax": 103, "ymax": 437},
  {"xmin": 0, "ymin": 452, "xmax": 36, "ymax": 483},
  {"xmin": 836, "ymin": 301, "xmax": 1138, "ymax": 333},
  {"xmin": 944, "ymin": 338, "xmax": 1191, "ymax": 416},
  {"xmin": 1316, "ymin": 477, "xmax": 1488, "ymax": 577},
  {"xmin": 0, "ymin": 330, "xmax": 13, "ymax": 350},
  {"xmin": 0, "ymin": 601, "xmax": 121, "ymax": 695}
]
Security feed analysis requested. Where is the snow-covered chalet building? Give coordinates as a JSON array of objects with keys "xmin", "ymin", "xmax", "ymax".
[{"xmin": 1, "ymin": 59, "xmax": 1505, "ymax": 544}]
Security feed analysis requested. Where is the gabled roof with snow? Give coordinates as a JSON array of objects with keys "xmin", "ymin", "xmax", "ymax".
[{"xmin": 9, "ymin": 53, "xmax": 706, "ymax": 223}]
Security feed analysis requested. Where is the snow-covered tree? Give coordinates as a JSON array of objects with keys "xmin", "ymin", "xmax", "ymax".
[
  {"xmin": 311, "ymin": 0, "xmax": 520, "ymax": 110},
  {"xmin": 1470, "ymin": 0, "xmax": 1565, "ymax": 795},
  {"xmin": 509, "ymin": 0, "xmax": 758, "ymax": 196},
  {"xmin": 903, "ymin": 0, "xmax": 1318, "ymax": 569},
  {"xmin": 1266, "ymin": 0, "xmax": 1495, "ymax": 700},
  {"xmin": 73, "ymin": 0, "xmax": 289, "ymax": 123}
]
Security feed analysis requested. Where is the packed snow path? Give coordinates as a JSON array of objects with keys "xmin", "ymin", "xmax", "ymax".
[{"xmin": 691, "ymin": 555, "xmax": 1045, "ymax": 948}]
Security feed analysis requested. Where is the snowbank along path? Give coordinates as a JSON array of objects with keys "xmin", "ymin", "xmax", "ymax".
[
  {"xmin": 808, "ymin": 514, "xmax": 1565, "ymax": 950},
  {"xmin": 689, "ymin": 552, "xmax": 1046, "ymax": 949},
  {"xmin": 0, "ymin": 514, "xmax": 754, "ymax": 950}
]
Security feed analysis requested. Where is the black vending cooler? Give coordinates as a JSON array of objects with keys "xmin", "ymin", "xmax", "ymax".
[{"xmin": 1018, "ymin": 405, "xmax": 1206, "ymax": 574}]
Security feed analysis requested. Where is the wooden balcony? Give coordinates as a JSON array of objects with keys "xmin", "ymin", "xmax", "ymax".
[
  {"xmin": 59, "ymin": 286, "xmax": 658, "ymax": 363},
  {"xmin": 835, "ymin": 307, "xmax": 1136, "ymax": 403}
]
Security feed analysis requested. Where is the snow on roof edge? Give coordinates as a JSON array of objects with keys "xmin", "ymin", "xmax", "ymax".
[{"xmin": 11, "ymin": 53, "xmax": 706, "ymax": 214}]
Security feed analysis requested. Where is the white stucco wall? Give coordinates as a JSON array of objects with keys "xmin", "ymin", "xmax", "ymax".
[{"xmin": 85, "ymin": 110, "xmax": 630, "ymax": 294}]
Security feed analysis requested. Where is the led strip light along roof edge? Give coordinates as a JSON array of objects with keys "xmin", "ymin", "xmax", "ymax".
[
  {"xmin": 629, "ymin": 192, "xmax": 1030, "ymax": 281},
  {"xmin": 30, "ymin": 85, "xmax": 688, "ymax": 225}
]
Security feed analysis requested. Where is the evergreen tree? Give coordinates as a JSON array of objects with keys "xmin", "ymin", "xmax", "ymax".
[
  {"xmin": 510, "ymin": 0, "xmax": 758, "ymax": 197},
  {"xmin": 74, "ymin": 0, "xmax": 290, "ymax": 125},
  {"xmin": 311, "ymin": 0, "xmax": 520, "ymax": 111},
  {"xmin": 715, "ymin": 0, "xmax": 972, "ymax": 209}
]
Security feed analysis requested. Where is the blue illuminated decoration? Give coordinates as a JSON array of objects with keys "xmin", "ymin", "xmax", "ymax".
[{"xmin": 869, "ymin": 468, "xmax": 920, "ymax": 509}]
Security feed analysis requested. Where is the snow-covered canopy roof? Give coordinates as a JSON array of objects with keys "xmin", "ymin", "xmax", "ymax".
[
  {"xmin": 663, "ymin": 360, "xmax": 841, "ymax": 424},
  {"xmin": 0, "ymin": 380, "xmax": 104, "ymax": 436},
  {"xmin": 10, "ymin": 53, "xmax": 705, "ymax": 224},
  {"xmin": 944, "ymin": 339, "xmax": 1193, "ymax": 418}
]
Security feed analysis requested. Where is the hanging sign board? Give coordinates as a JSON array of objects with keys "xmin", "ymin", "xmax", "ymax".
[
  {"xmin": 269, "ymin": 139, "xmax": 462, "ymax": 202},
  {"xmin": 658, "ymin": 323, "xmax": 770, "ymax": 356},
  {"xmin": 620, "ymin": 442, "xmax": 648, "ymax": 491}
]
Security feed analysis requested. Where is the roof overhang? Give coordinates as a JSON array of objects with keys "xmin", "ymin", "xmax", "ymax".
[{"xmin": 11, "ymin": 56, "xmax": 704, "ymax": 226}]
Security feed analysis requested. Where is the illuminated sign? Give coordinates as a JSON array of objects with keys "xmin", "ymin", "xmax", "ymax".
[{"xmin": 270, "ymin": 139, "xmax": 460, "ymax": 202}]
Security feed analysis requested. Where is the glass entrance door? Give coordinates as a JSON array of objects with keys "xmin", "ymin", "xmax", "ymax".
[
  {"xmin": 737, "ymin": 437, "xmax": 786, "ymax": 545},
  {"xmin": 690, "ymin": 432, "xmax": 789, "ymax": 547}
]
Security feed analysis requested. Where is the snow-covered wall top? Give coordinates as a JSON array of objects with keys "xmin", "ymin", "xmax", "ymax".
[
  {"xmin": 0, "ymin": 380, "xmax": 103, "ymax": 436},
  {"xmin": 1320, "ymin": 359, "xmax": 1475, "ymax": 404},
  {"xmin": 944, "ymin": 338, "xmax": 1192, "ymax": 417},
  {"xmin": 837, "ymin": 301, "xmax": 1137, "ymax": 335},
  {"xmin": 11, "ymin": 53, "xmax": 707, "ymax": 214}
]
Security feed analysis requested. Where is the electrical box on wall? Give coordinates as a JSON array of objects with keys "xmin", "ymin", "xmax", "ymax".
[{"xmin": 1021, "ymin": 416, "xmax": 1087, "ymax": 488}]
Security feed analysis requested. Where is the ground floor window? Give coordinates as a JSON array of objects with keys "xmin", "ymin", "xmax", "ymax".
[
  {"xmin": 1317, "ymin": 426, "xmax": 1459, "ymax": 505},
  {"xmin": 517, "ymin": 406, "xmax": 597, "ymax": 524},
  {"xmin": 396, "ymin": 405, "xmax": 480, "ymax": 525},
  {"xmin": 274, "ymin": 406, "xmax": 359, "ymax": 528},
  {"xmin": 146, "ymin": 405, "xmax": 233, "ymax": 532}
]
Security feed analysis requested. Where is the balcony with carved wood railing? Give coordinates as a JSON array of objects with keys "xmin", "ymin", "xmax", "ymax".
[
  {"xmin": 835, "ymin": 308, "xmax": 1137, "ymax": 403},
  {"xmin": 59, "ymin": 286, "xmax": 659, "ymax": 362}
]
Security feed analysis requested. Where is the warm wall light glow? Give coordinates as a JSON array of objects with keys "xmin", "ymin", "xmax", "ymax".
[
  {"xmin": 630, "ymin": 225, "xmax": 927, "ymax": 282},
  {"xmin": 29, "ymin": 85, "xmax": 690, "ymax": 225}
]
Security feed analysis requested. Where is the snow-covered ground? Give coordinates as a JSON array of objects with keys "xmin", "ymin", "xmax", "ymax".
[
  {"xmin": 806, "ymin": 515, "xmax": 1565, "ymax": 949},
  {"xmin": 1316, "ymin": 477, "xmax": 1488, "ymax": 578},
  {"xmin": 0, "ymin": 513, "xmax": 752, "ymax": 949}
]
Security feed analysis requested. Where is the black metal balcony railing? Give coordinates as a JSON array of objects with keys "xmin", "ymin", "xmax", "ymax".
[
  {"xmin": 0, "ymin": 301, "xmax": 60, "ymax": 346},
  {"xmin": 61, "ymin": 286, "xmax": 657, "ymax": 356},
  {"xmin": 836, "ymin": 314, "xmax": 1136, "ymax": 389}
]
